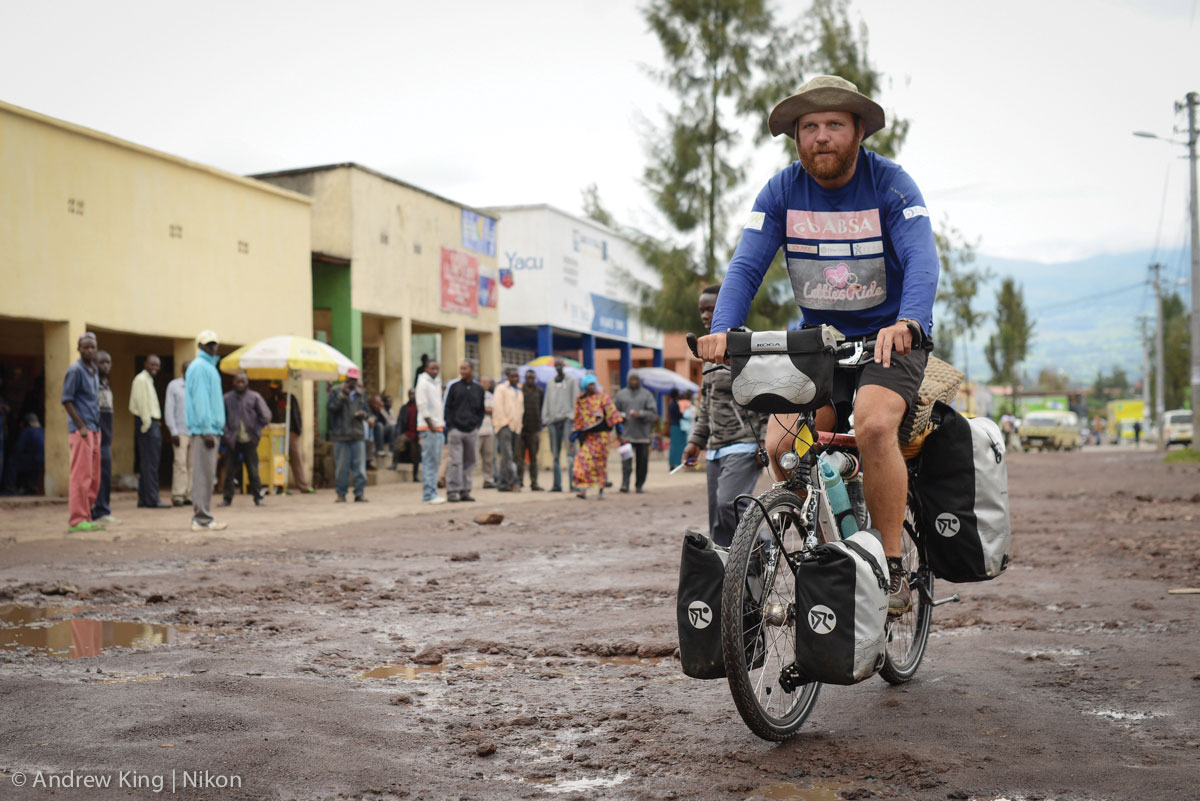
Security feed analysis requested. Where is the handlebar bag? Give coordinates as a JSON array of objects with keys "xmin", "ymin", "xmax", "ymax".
[
  {"xmin": 792, "ymin": 530, "xmax": 889, "ymax": 685},
  {"xmin": 915, "ymin": 401, "xmax": 1011, "ymax": 582},
  {"xmin": 727, "ymin": 327, "xmax": 835, "ymax": 414}
]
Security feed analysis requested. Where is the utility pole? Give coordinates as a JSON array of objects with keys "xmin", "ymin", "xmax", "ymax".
[
  {"xmin": 1185, "ymin": 92, "xmax": 1200, "ymax": 420},
  {"xmin": 1139, "ymin": 315, "xmax": 1151, "ymax": 416},
  {"xmin": 1153, "ymin": 264, "xmax": 1166, "ymax": 442}
]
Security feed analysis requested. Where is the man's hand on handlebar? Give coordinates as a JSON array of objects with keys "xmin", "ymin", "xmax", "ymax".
[
  {"xmin": 873, "ymin": 321, "xmax": 916, "ymax": 368},
  {"xmin": 695, "ymin": 333, "xmax": 728, "ymax": 364}
]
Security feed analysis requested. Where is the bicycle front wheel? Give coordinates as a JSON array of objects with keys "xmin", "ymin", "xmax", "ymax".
[
  {"xmin": 721, "ymin": 487, "xmax": 821, "ymax": 741},
  {"xmin": 879, "ymin": 505, "xmax": 933, "ymax": 684}
]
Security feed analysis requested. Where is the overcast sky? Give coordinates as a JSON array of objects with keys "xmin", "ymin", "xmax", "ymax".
[{"xmin": 3, "ymin": 0, "xmax": 1197, "ymax": 265}]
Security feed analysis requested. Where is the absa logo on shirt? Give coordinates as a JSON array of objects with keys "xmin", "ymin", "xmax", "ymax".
[{"xmin": 787, "ymin": 209, "xmax": 881, "ymax": 240}]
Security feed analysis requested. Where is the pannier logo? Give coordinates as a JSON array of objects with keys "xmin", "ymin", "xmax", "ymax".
[
  {"xmin": 688, "ymin": 601, "xmax": 713, "ymax": 629},
  {"xmin": 807, "ymin": 604, "xmax": 837, "ymax": 634},
  {"xmin": 936, "ymin": 513, "xmax": 961, "ymax": 537}
]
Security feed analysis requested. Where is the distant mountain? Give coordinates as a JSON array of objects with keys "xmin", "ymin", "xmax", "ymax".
[{"xmin": 945, "ymin": 248, "xmax": 1191, "ymax": 387}]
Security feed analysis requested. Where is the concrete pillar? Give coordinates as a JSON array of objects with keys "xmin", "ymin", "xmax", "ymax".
[
  {"xmin": 477, "ymin": 330, "xmax": 501, "ymax": 383},
  {"xmin": 619, "ymin": 342, "xmax": 632, "ymax": 389},
  {"xmin": 173, "ymin": 339, "xmax": 195, "ymax": 378},
  {"xmin": 536, "ymin": 324, "xmax": 554, "ymax": 358},
  {"xmin": 441, "ymin": 326, "xmax": 466, "ymax": 374},
  {"xmin": 42, "ymin": 319, "xmax": 85, "ymax": 497},
  {"xmin": 652, "ymin": 348, "xmax": 664, "ymax": 368},
  {"xmin": 581, "ymin": 334, "xmax": 596, "ymax": 370},
  {"xmin": 383, "ymin": 317, "xmax": 412, "ymax": 403}
]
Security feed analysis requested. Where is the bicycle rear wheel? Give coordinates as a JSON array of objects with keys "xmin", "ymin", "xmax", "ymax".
[
  {"xmin": 721, "ymin": 487, "xmax": 821, "ymax": 741},
  {"xmin": 879, "ymin": 504, "xmax": 932, "ymax": 684}
]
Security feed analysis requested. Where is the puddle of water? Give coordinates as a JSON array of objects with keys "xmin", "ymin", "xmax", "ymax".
[
  {"xmin": 0, "ymin": 604, "xmax": 180, "ymax": 659},
  {"xmin": 534, "ymin": 773, "xmax": 629, "ymax": 795},
  {"xmin": 356, "ymin": 660, "xmax": 489, "ymax": 680},
  {"xmin": 592, "ymin": 656, "xmax": 669, "ymax": 667},
  {"xmin": 1087, "ymin": 708, "xmax": 1165, "ymax": 723},
  {"xmin": 751, "ymin": 779, "xmax": 873, "ymax": 801}
]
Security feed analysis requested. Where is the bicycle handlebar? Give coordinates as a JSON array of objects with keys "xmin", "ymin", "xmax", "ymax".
[{"xmin": 686, "ymin": 330, "xmax": 883, "ymax": 369}]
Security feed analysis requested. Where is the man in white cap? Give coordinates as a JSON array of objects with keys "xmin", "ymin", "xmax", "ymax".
[
  {"xmin": 695, "ymin": 75, "xmax": 940, "ymax": 616},
  {"xmin": 185, "ymin": 330, "xmax": 227, "ymax": 531}
]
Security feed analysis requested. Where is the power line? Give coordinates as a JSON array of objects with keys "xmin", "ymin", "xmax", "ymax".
[{"xmin": 1031, "ymin": 280, "xmax": 1147, "ymax": 317}]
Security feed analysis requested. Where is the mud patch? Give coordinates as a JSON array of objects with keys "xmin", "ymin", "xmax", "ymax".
[{"xmin": 357, "ymin": 660, "xmax": 491, "ymax": 679}]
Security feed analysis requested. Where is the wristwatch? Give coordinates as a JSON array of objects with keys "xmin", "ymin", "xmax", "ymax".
[{"xmin": 896, "ymin": 318, "xmax": 924, "ymax": 346}]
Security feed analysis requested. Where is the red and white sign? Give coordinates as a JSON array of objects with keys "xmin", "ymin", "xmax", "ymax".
[{"xmin": 440, "ymin": 247, "xmax": 479, "ymax": 316}]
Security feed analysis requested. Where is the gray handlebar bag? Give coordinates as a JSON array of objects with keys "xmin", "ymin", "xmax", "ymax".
[{"xmin": 726, "ymin": 327, "xmax": 836, "ymax": 414}]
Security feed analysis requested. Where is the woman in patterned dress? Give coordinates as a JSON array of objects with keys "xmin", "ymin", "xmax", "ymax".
[{"xmin": 571, "ymin": 375, "xmax": 624, "ymax": 499}]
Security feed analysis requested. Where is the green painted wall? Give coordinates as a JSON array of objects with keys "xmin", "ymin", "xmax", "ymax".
[{"xmin": 312, "ymin": 261, "xmax": 362, "ymax": 439}]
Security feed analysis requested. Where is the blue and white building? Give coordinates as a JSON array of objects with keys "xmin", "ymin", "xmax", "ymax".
[{"xmin": 485, "ymin": 205, "xmax": 664, "ymax": 387}]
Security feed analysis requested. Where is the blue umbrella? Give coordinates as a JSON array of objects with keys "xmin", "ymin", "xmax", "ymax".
[
  {"xmin": 516, "ymin": 363, "xmax": 590, "ymax": 388},
  {"xmin": 629, "ymin": 367, "xmax": 699, "ymax": 395}
]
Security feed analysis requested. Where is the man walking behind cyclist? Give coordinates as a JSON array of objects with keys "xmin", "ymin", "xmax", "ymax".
[{"xmin": 695, "ymin": 75, "xmax": 939, "ymax": 614}]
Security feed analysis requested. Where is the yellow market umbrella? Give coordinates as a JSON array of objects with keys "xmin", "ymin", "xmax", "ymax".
[
  {"xmin": 219, "ymin": 335, "xmax": 358, "ymax": 381},
  {"xmin": 219, "ymin": 336, "xmax": 360, "ymax": 486}
]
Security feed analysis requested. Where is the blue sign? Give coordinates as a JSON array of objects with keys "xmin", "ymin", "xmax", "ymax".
[
  {"xmin": 462, "ymin": 210, "xmax": 497, "ymax": 258},
  {"xmin": 590, "ymin": 293, "xmax": 628, "ymax": 338}
]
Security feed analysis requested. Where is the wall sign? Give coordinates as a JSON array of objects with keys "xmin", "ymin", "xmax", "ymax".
[
  {"xmin": 462, "ymin": 210, "xmax": 497, "ymax": 257},
  {"xmin": 440, "ymin": 247, "xmax": 479, "ymax": 316},
  {"xmin": 589, "ymin": 293, "xmax": 628, "ymax": 337}
]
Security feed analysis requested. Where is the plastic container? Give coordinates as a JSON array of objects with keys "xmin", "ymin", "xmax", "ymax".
[{"xmin": 818, "ymin": 454, "xmax": 859, "ymax": 540}]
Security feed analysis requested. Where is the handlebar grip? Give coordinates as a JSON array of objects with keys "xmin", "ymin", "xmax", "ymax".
[
  {"xmin": 685, "ymin": 332, "xmax": 700, "ymax": 358},
  {"xmin": 904, "ymin": 321, "xmax": 924, "ymax": 348}
]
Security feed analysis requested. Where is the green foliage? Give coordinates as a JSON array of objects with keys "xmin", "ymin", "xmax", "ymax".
[
  {"xmin": 1150, "ymin": 291, "xmax": 1192, "ymax": 412},
  {"xmin": 932, "ymin": 219, "xmax": 991, "ymax": 380},
  {"xmin": 985, "ymin": 277, "xmax": 1035, "ymax": 411},
  {"xmin": 1163, "ymin": 448, "xmax": 1200, "ymax": 464},
  {"xmin": 580, "ymin": 183, "xmax": 615, "ymax": 228},
  {"xmin": 632, "ymin": 0, "xmax": 920, "ymax": 335},
  {"xmin": 641, "ymin": 0, "xmax": 771, "ymax": 278}
]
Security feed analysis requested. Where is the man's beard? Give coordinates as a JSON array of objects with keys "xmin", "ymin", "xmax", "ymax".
[{"xmin": 797, "ymin": 139, "xmax": 860, "ymax": 181}]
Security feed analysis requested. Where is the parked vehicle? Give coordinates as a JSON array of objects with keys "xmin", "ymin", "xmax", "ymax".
[
  {"xmin": 1161, "ymin": 409, "xmax": 1194, "ymax": 449},
  {"xmin": 1020, "ymin": 410, "xmax": 1081, "ymax": 451}
]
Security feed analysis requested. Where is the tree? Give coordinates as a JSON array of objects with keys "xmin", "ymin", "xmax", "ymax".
[
  {"xmin": 985, "ymin": 277, "xmax": 1035, "ymax": 413},
  {"xmin": 1150, "ymin": 292, "xmax": 1192, "ymax": 411},
  {"xmin": 932, "ymin": 219, "xmax": 991, "ymax": 380},
  {"xmin": 642, "ymin": 0, "xmax": 771, "ymax": 280},
  {"xmin": 1036, "ymin": 368, "xmax": 1069, "ymax": 392},
  {"xmin": 580, "ymin": 183, "xmax": 615, "ymax": 229}
]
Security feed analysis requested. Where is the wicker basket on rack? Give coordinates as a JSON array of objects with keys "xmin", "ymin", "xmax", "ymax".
[{"xmin": 899, "ymin": 355, "xmax": 964, "ymax": 455}]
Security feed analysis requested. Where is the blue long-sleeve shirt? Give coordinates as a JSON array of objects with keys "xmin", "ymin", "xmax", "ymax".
[
  {"xmin": 185, "ymin": 350, "xmax": 226, "ymax": 436},
  {"xmin": 712, "ymin": 148, "xmax": 939, "ymax": 338}
]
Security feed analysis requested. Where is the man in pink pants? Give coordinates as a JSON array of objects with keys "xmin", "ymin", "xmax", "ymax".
[{"xmin": 61, "ymin": 332, "xmax": 104, "ymax": 532}]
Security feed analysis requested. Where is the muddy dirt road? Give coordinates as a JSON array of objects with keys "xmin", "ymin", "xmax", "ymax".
[{"xmin": 1, "ymin": 449, "xmax": 1198, "ymax": 801}]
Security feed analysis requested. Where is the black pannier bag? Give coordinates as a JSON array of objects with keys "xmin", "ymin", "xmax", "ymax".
[
  {"xmin": 791, "ymin": 531, "xmax": 890, "ymax": 685},
  {"xmin": 915, "ymin": 401, "xmax": 1011, "ymax": 582},
  {"xmin": 677, "ymin": 530, "xmax": 728, "ymax": 679},
  {"xmin": 726, "ymin": 326, "xmax": 838, "ymax": 414}
]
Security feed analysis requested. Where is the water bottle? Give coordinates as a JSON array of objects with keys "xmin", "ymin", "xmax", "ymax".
[{"xmin": 818, "ymin": 454, "xmax": 858, "ymax": 540}]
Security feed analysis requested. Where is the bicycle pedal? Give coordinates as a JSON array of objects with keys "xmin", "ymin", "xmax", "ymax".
[{"xmin": 778, "ymin": 662, "xmax": 804, "ymax": 693}]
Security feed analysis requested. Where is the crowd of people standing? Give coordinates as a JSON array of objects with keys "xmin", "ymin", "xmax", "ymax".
[{"xmin": 51, "ymin": 330, "xmax": 697, "ymax": 533}]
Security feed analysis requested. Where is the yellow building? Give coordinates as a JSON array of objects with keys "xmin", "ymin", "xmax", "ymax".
[
  {"xmin": 0, "ymin": 100, "xmax": 314, "ymax": 498},
  {"xmin": 252, "ymin": 164, "xmax": 501, "ymax": 409}
]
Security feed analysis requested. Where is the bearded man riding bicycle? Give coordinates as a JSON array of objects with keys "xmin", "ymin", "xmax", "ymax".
[{"xmin": 695, "ymin": 75, "xmax": 940, "ymax": 615}]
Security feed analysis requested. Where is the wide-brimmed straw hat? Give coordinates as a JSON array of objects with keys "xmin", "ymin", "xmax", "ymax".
[{"xmin": 768, "ymin": 75, "xmax": 885, "ymax": 139}]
